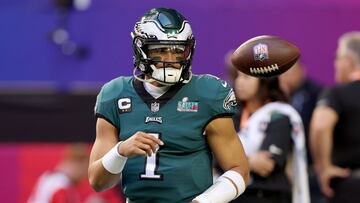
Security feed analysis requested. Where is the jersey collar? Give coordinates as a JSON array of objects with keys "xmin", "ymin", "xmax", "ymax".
[{"xmin": 133, "ymin": 78, "xmax": 185, "ymax": 110}]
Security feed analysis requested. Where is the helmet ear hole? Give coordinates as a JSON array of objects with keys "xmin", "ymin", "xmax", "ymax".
[{"xmin": 182, "ymin": 69, "xmax": 190, "ymax": 80}]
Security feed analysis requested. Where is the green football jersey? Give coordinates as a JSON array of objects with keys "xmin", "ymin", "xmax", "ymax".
[{"xmin": 95, "ymin": 74, "xmax": 237, "ymax": 203}]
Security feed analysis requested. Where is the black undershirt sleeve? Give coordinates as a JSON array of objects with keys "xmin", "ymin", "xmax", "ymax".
[
  {"xmin": 317, "ymin": 87, "xmax": 343, "ymax": 115},
  {"xmin": 260, "ymin": 114, "xmax": 292, "ymax": 170}
]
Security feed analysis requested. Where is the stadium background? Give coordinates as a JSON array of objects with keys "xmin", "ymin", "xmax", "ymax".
[{"xmin": 0, "ymin": 0, "xmax": 359, "ymax": 202}]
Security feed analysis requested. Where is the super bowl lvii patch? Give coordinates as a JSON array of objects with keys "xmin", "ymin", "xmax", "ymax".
[{"xmin": 177, "ymin": 97, "xmax": 198, "ymax": 112}]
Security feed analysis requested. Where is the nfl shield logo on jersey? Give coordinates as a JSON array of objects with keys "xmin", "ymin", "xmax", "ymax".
[
  {"xmin": 151, "ymin": 102, "xmax": 160, "ymax": 112},
  {"xmin": 253, "ymin": 43, "xmax": 269, "ymax": 61}
]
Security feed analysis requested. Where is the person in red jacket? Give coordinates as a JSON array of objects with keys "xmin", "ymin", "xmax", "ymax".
[{"xmin": 28, "ymin": 143, "xmax": 89, "ymax": 203}]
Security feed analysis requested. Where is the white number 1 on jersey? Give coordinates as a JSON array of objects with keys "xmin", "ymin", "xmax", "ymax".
[{"xmin": 140, "ymin": 133, "xmax": 163, "ymax": 179}]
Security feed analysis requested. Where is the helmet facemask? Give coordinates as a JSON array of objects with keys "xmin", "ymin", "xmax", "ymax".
[{"xmin": 131, "ymin": 8, "xmax": 195, "ymax": 85}]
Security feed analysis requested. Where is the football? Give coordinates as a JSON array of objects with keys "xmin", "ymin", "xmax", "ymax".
[{"xmin": 231, "ymin": 35, "xmax": 300, "ymax": 78}]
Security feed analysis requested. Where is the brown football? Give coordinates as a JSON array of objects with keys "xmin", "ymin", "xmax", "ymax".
[{"xmin": 231, "ymin": 35, "xmax": 300, "ymax": 78}]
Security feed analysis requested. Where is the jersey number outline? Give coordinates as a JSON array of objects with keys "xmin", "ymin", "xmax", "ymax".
[{"xmin": 140, "ymin": 132, "xmax": 163, "ymax": 180}]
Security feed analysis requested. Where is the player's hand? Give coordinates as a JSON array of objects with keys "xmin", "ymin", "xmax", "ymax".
[
  {"xmin": 249, "ymin": 151, "xmax": 275, "ymax": 177},
  {"xmin": 318, "ymin": 165, "xmax": 350, "ymax": 198},
  {"xmin": 118, "ymin": 131, "xmax": 164, "ymax": 157},
  {"xmin": 190, "ymin": 200, "xmax": 199, "ymax": 203}
]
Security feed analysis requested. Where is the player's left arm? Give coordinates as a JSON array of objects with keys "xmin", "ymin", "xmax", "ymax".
[
  {"xmin": 206, "ymin": 117, "xmax": 249, "ymax": 182},
  {"xmin": 192, "ymin": 117, "xmax": 249, "ymax": 203}
]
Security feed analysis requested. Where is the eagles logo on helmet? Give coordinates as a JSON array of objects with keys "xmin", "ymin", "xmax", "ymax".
[{"xmin": 131, "ymin": 8, "xmax": 196, "ymax": 85}]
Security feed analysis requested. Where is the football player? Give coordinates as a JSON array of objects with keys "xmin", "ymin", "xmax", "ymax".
[{"xmin": 88, "ymin": 7, "xmax": 249, "ymax": 203}]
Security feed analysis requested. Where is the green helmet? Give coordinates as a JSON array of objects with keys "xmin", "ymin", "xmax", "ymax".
[{"xmin": 131, "ymin": 8, "xmax": 195, "ymax": 85}]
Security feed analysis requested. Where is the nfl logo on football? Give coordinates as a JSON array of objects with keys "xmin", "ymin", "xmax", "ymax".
[
  {"xmin": 253, "ymin": 43, "xmax": 269, "ymax": 61},
  {"xmin": 151, "ymin": 102, "xmax": 160, "ymax": 112}
]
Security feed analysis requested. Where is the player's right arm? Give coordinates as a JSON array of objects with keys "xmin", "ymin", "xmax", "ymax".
[
  {"xmin": 88, "ymin": 118, "xmax": 121, "ymax": 192},
  {"xmin": 89, "ymin": 80, "xmax": 164, "ymax": 192},
  {"xmin": 88, "ymin": 118, "xmax": 164, "ymax": 192}
]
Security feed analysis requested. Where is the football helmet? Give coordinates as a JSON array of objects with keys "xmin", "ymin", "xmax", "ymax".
[{"xmin": 131, "ymin": 8, "xmax": 195, "ymax": 85}]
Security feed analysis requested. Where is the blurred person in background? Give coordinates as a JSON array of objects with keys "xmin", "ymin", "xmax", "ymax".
[
  {"xmin": 28, "ymin": 143, "xmax": 89, "ymax": 203},
  {"xmin": 88, "ymin": 7, "xmax": 249, "ymax": 203},
  {"xmin": 231, "ymin": 70, "xmax": 309, "ymax": 203},
  {"xmin": 224, "ymin": 49, "xmax": 238, "ymax": 86},
  {"xmin": 310, "ymin": 31, "xmax": 360, "ymax": 203},
  {"xmin": 28, "ymin": 143, "xmax": 124, "ymax": 203},
  {"xmin": 279, "ymin": 62, "xmax": 323, "ymax": 203},
  {"xmin": 279, "ymin": 61, "xmax": 323, "ymax": 152}
]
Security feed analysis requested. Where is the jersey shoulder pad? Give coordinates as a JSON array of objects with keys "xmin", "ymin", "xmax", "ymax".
[
  {"xmin": 98, "ymin": 76, "xmax": 131, "ymax": 102},
  {"xmin": 191, "ymin": 74, "xmax": 230, "ymax": 99}
]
